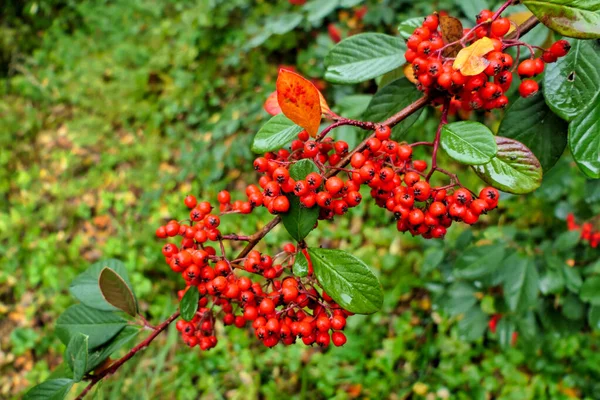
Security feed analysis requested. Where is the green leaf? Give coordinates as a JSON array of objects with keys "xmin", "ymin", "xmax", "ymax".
[
  {"xmin": 293, "ymin": 250, "xmax": 309, "ymax": 278},
  {"xmin": 267, "ymin": 13, "xmax": 303, "ymax": 35},
  {"xmin": 562, "ymin": 293, "xmax": 585, "ymax": 320},
  {"xmin": 569, "ymin": 97, "xmax": 600, "ymax": 178},
  {"xmin": 307, "ymin": 248, "xmax": 383, "ymax": 314},
  {"xmin": 304, "ymin": 0, "xmax": 338, "ymax": 25},
  {"xmin": 281, "ymin": 160, "xmax": 320, "ymax": 241},
  {"xmin": 23, "ymin": 379, "xmax": 74, "ymax": 400},
  {"xmin": 472, "ymin": 136, "xmax": 543, "ymax": 194},
  {"xmin": 540, "ymin": 268, "xmax": 565, "ymax": 294},
  {"xmin": 324, "ymin": 33, "xmax": 406, "ymax": 84},
  {"xmin": 544, "ymin": 39, "xmax": 600, "ymax": 121},
  {"xmin": 554, "ymin": 230, "xmax": 580, "ymax": 251},
  {"xmin": 445, "ymin": 282, "xmax": 478, "ymax": 316},
  {"xmin": 457, "ymin": 305, "xmax": 488, "ymax": 341},
  {"xmin": 180, "ymin": 287, "xmax": 200, "ymax": 322},
  {"xmin": 580, "ymin": 276, "xmax": 600, "ymax": 305},
  {"xmin": 398, "ymin": 17, "xmax": 425, "ymax": 39},
  {"xmin": 70, "ymin": 259, "xmax": 134, "ymax": 312},
  {"xmin": 251, "ymin": 114, "xmax": 304, "ymax": 154},
  {"xmin": 441, "ymin": 121, "xmax": 497, "ymax": 165},
  {"xmin": 588, "ymin": 305, "xmax": 600, "ymax": 330},
  {"xmin": 363, "ymin": 78, "xmax": 424, "ymax": 139},
  {"xmin": 453, "ymin": 244, "xmax": 506, "ymax": 280},
  {"xmin": 496, "ymin": 317, "xmax": 516, "ymax": 349},
  {"xmin": 563, "ymin": 264, "xmax": 583, "ymax": 293},
  {"xmin": 420, "ymin": 247, "xmax": 445, "ymax": 277},
  {"xmin": 498, "ymin": 89, "xmax": 567, "ymax": 171},
  {"xmin": 99, "ymin": 267, "xmax": 138, "ymax": 317},
  {"xmin": 56, "ymin": 304, "xmax": 127, "ymax": 350},
  {"xmin": 523, "ymin": 0, "xmax": 600, "ymax": 39},
  {"xmin": 502, "ymin": 253, "xmax": 539, "ymax": 312},
  {"xmin": 86, "ymin": 326, "xmax": 140, "ymax": 373},
  {"xmin": 65, "ymin": 333, "xmax": 88, "ymax": 382}
]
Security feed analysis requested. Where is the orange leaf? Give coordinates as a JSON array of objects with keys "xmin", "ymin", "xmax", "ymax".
[
  {"xmin": 263, "ymin": 91, "xmax": 282, "ymax": 116},
  {"xmin": 276, "ymin": 69, "xmax": 322, "ymax": 137},
  {"xmin": 403, "ymin": 63, "xmax": 418, "ymax": 84},
  {"xmin": 453, "ymin": 37, "xmax": 495, "ymax": 76}
]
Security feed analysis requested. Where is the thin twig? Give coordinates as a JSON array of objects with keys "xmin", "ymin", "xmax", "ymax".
[{"xmin": 75, "ymin": 311, "xmax": 180, "ymax": 399}]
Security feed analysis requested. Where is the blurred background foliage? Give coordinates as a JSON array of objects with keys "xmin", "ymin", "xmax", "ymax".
[{"xmin": 1, "ymin": 0, "xmax": 599, "ymax": 399}]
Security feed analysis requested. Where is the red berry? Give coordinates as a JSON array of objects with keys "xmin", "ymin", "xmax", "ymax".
[
  {"xmin": 519, "ymin": 79, "xmax": 539, "ymax": 98},
  {"xmin": 325, "ymin": 177, "xmax": 344, "ymax": 195},
  {"xmin": 375, "ymin": 125, "xmax": 391, "ymax": 140},
  {"xmin": 217, "ymin": 190, "xmax": 230, "ymax": 204},
  {"xmin": 518, "ymin": 59, "xmax": 537, "ymax": 77},
  {"xmin": 549, "ymin": 39, "xmax": 570, "ymax": 57},
  {"xmin": 272, "ymin": 196, "xmax": 290, "ymax": 213},
  {"xmin": 184, "ymin": 195, "xmax": 197, "ymax": 209},
  {"xmin": 491, "ymin": 18, "xmax": 510, "ymax": 37},
  {"xmin": 332, "ymin": 331, "xmax": 347, "ymax": 346}
]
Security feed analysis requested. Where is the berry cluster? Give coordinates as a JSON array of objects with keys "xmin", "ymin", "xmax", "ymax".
[
  {"xmin": 404, "ymin": 12, "xmax": 571, "ymax": 111},
  {"xmin": 157, "ymin": 203, "xmax": 351, "ymax": 349},
  {"xmin": 250, "ymin": 126, "xmax": 499, "ymax": 238},
  {"xmin": 567, "ymin": 213, "xmax": 600, "ymax": 248}
]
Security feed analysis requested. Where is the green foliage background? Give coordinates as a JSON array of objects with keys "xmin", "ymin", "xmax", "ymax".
[{"xmin": 1, "ymin": 0, "xmax": 599, "ymax": 399}]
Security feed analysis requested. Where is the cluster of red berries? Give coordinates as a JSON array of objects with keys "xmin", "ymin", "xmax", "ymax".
[
  {"xmin": 157, "ymin": 207, "xmax": 352, "ymax": 349},
  {"xmin": 404, "ymin": 12, "xmax": 570, "ymax": 111},
  {"xmin": 567, "ymin": 213, "xmax": 600, "ymax": 248}
]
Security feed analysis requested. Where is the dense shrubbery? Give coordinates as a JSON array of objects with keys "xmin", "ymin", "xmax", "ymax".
[{"xmin": 2, "ymin": 0, "xmax": 600, "ymax": 399}]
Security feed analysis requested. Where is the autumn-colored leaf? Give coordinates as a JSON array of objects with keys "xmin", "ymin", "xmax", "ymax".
[
  {"xmin": 319, "ymin": 92, "xmax": 338, "ymax": 120},
  {"xmin": 276, "ymin": 69, "xmax": 322, "ymax": 137},
  {"xmin": 439, "ymin": 14, "xmax": 463, "ymax": 57},
  {"xmin": 263, "ymin": 91, "xmax": 282, "ymax": 116},
  {"xmin": 453, "ymin": 37, "xmax": 495, "ymax": 76}
]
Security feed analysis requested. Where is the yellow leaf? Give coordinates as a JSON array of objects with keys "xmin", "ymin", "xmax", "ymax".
[
  {"xmin": 403, "ymin": 63, "xmax": 418, "ymax": 83},
  {"xmin": 453, "ymin": 37, "xmax": 496, "ymax": 76}
]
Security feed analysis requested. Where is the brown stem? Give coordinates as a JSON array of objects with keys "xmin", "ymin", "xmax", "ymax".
[{"xmin": 75, "ymin": 311, "xmax": 180, "ymax": 399}]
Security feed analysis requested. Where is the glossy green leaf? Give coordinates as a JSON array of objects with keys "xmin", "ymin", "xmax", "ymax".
[
  {"xmin": 544, "ymin": 39, "xmax": 600, "ymax": 121},
  {"xmin": 23, "ymin": 379, "xmax": 74, "ymax": 400},
  {"xmin": 307, "ymin": 248, "xmax": 383, "ymax": 314},
  {"xmin": 56, "ymin": 304, "xmax": 127, "ymax": 350},
  {"xmin": 502, "ymin": 253, "xmax": 539, "ymax": 312},
  {"xmin": 523, "ymin": 0, "xmax": 600, "ymax": 39},
  {"xmin": 65, "ymin": 333, "xmax": 88, "ymax": 382},
  {"xmin": 580, "ymin": 276, "xmax": 600, "ymax": 305},
  {"xmin": 420, "ymin": 247, "xmax": 445, "ymax": 277},
  {"xmin": 453, "ymin": 244, "xmax": 506, "ymax": 280},
  {"xmin": 99, "ymin": 267, "xmax": 138, "ymax": 317},
  {"xmin": 293, "ymin": 250, "xmax": 309, "ymax": 277},
  {"xmin": 324, "ymin": 33, "xmax": 406, "ymax": 84},
  {"xmin": 498, "ymin": 89, "xmax": 567, "ymax": 171},
  {"xmin": 251, "ymin": 114, "xmax": 304, "ymax": 154},
  {"xmin": 398, "ymin": 17, "xmax": 424, "ymax": 39},
  {"xmin": 70, "ymin": 259, "xmax": 134, "ymax": 312},
  {"xmin": 569, "ymin": 97, "xmax": 600, "ymax": 178},
  {"xmin": 472, "ymin": 136, "xmax": 543, "ymax": 194},
  {"xmin": 363, "ymin": 78, "xmax": 424, "ymax": 139},
  {"xmin": 267, "ymin": 13, "xmax": 303, "ymax": 35},
  {"xmin": 441, "ymin": 121, "xmax": 497, "ymax": 165},
  {"xmin": 86, "ymin": 326, "xmax": 140, "ymax": 373},
  {"xmin": 304, "ymin": 0, "xmax": 338, "ymax": 24},
  {"xmin": 180, "ymin": 287, "xmax": 200, "ymax": 321},
  {"xmin": 562, "ymin": 293, "xmax": 585, "ymax": 320},
  {"xmin": 281, "ymin": 160, "xmax": 320, "ymax": 241}
]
